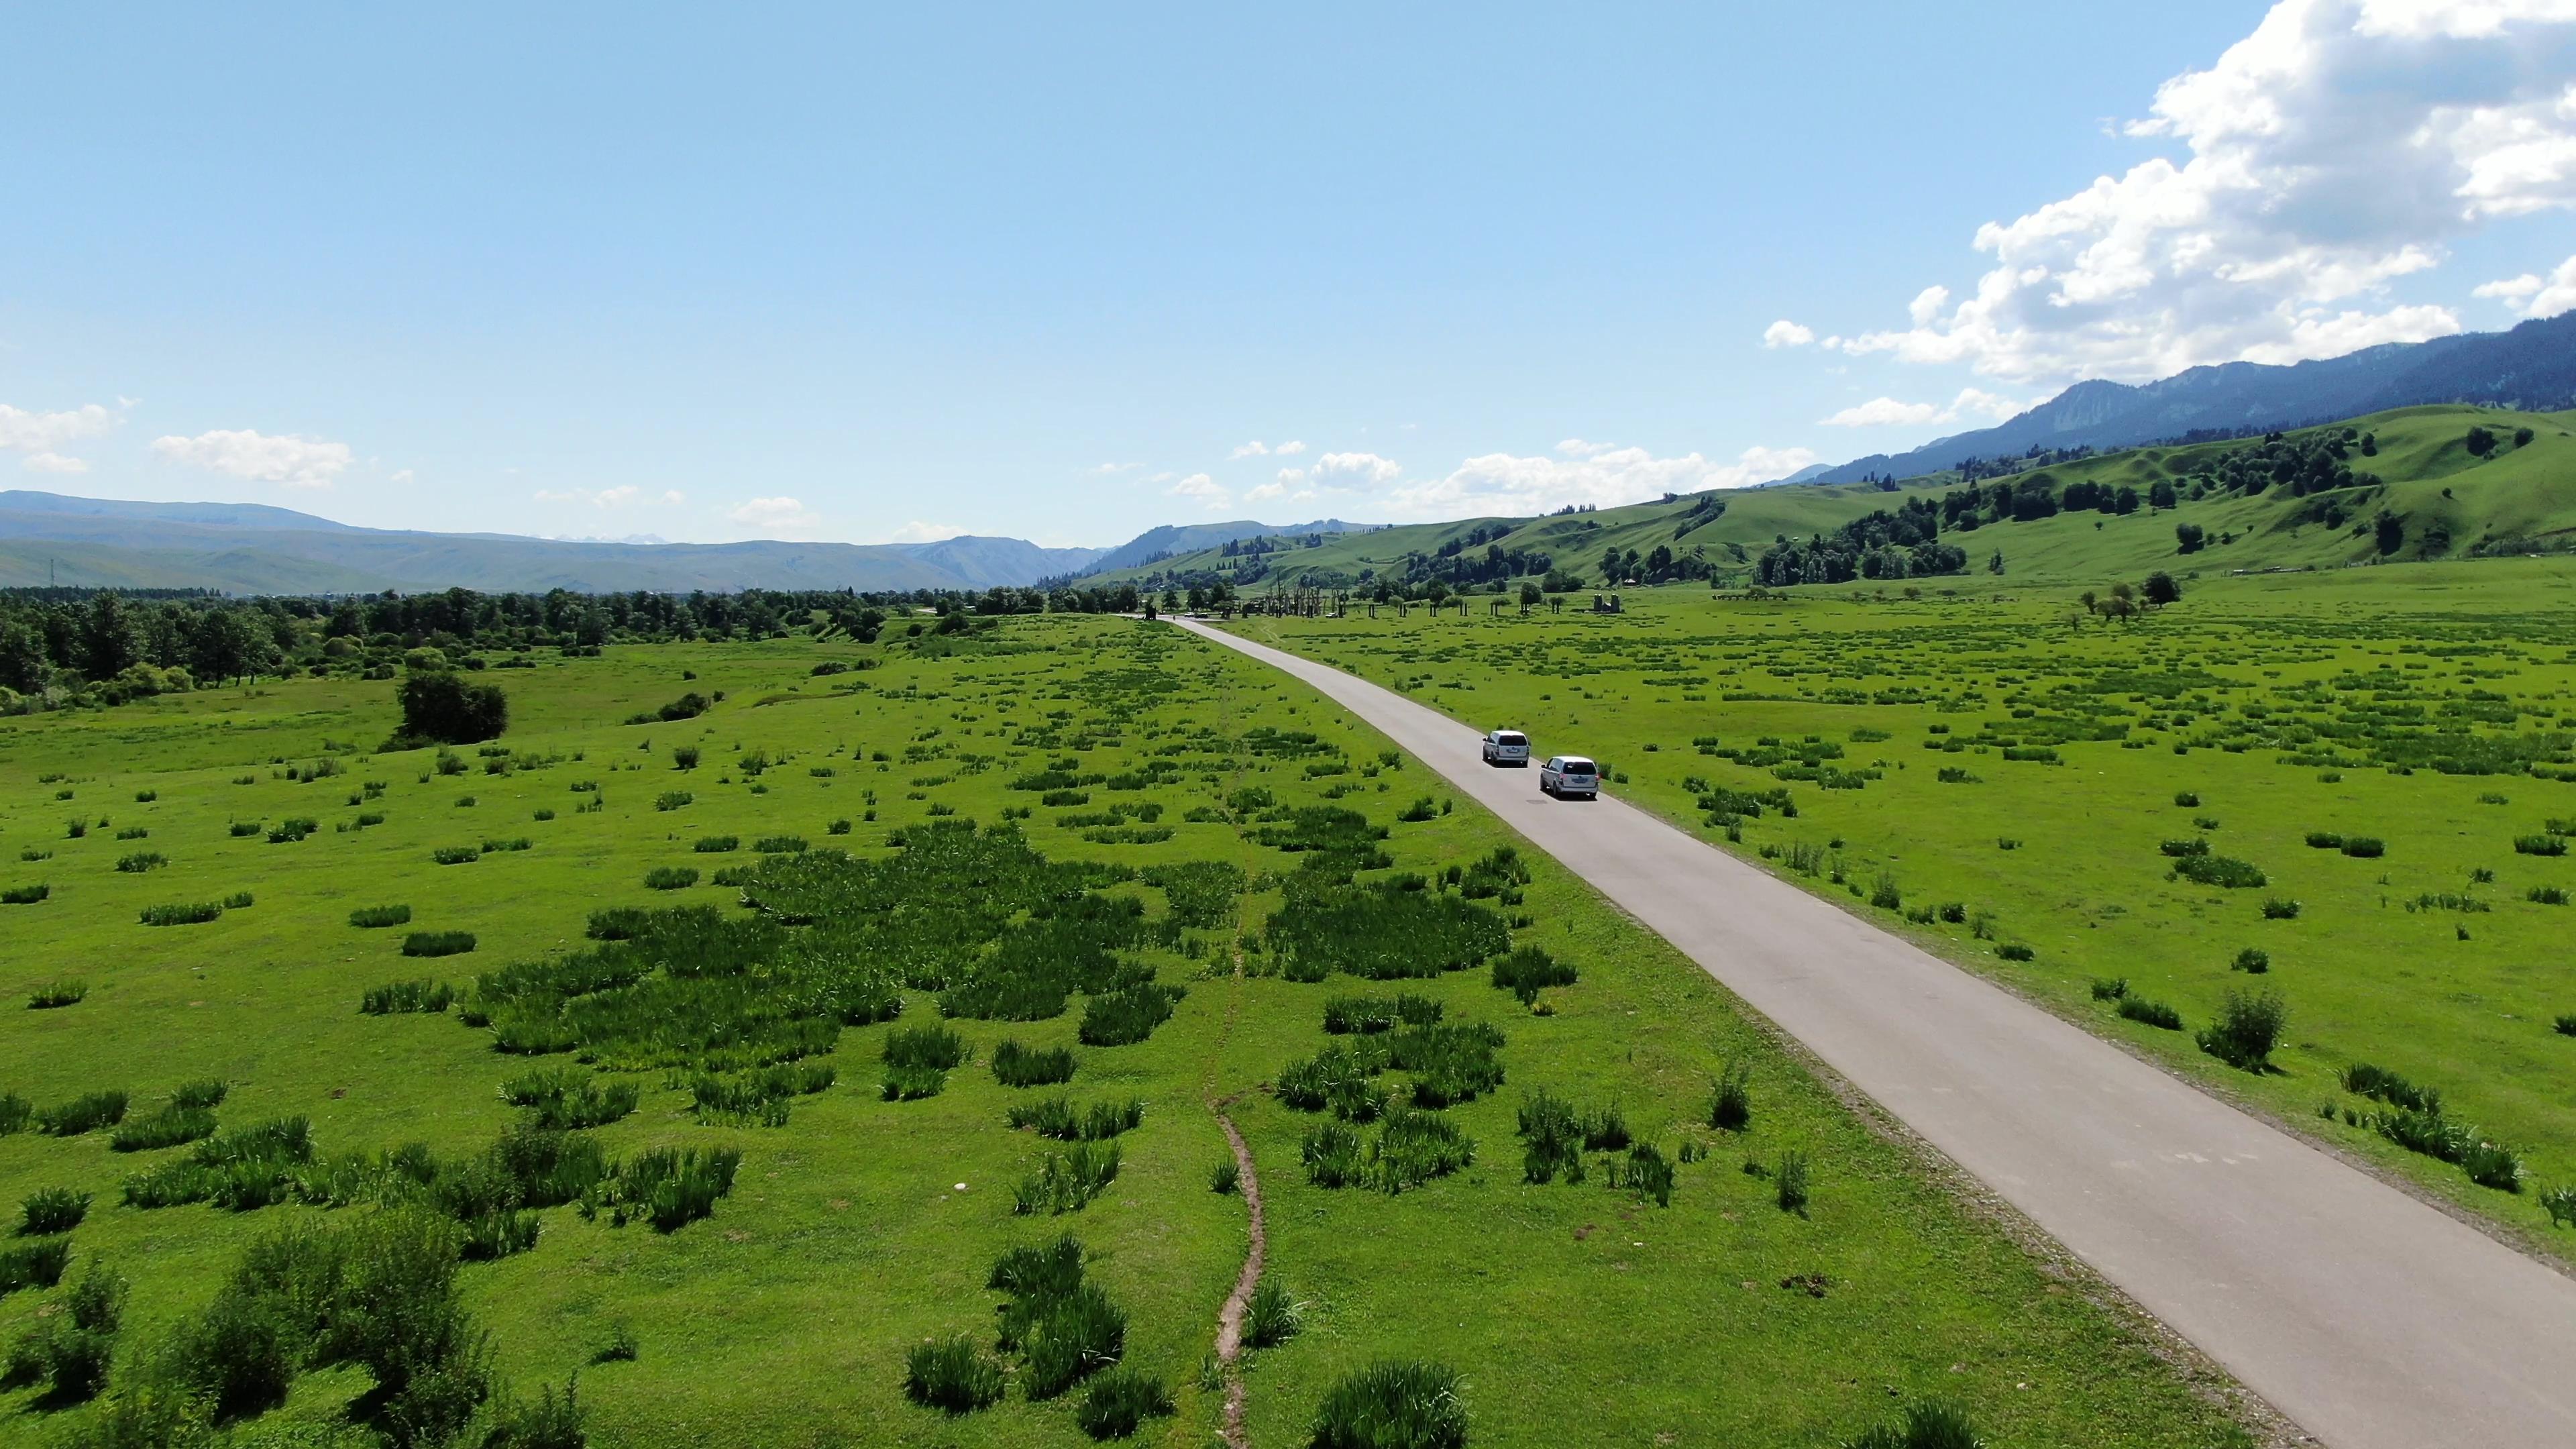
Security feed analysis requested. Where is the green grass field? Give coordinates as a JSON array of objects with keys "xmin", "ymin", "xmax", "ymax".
[
  {"xmin": 1222, "ymin": 557, "xmax": 2576, "ymax": 1253},
  {"xmin": 1097, "ymin": 405, "xmax": 2576, "ymax": 593},
  {"xmin": 0, "ymin": 617, "xmax": 2263, "ymax": 1448}
]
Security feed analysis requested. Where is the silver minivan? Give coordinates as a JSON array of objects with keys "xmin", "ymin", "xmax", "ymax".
[
  {"xmin": 1540, "ymin": 755, "xmax": 1598, "ymax": 800},
  {"xmin": 1481, "ymin": 729, "xmax": 1530, "ymax": 767}
]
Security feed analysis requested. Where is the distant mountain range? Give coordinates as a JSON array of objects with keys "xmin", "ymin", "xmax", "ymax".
[
  {"xmin": 1078, "ymin": 519, "xmax": 1371, "ymax": 577},
  {"xmin": 0, "ymin": 492, "xmax": 1367, "ymax": 596},
  {"xmin": 1810, "ymin": 311, "xmax": 2576, "ymax": 485}
]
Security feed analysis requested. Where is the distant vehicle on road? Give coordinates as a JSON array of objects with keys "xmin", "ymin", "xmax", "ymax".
[
  {"xmin": 1481, "ymin": 729, "xmax": 1529, "ymax": 767},
  {"xmin": 1540, "ymin": 755, "xmax": 1598, "ymax": 800}
]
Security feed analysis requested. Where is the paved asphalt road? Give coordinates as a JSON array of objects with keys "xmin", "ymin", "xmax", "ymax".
[{"xmin": 1167, "ymin": 614, "xmax": 2576, "ymax": 1449}]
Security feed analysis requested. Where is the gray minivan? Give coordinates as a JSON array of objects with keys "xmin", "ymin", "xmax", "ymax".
[{"xmin": 1540, "ymin": 755, "xmax": 1598, "ymax": 800}]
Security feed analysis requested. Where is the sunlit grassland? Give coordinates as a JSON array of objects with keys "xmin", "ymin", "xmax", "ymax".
[
  {"xmin": 1226, "ymin": 557, "xmax": 2576, "ymax": 1252},
  {"xmin": 1, "ymin": 616, "xmax": 2251, "ymax": 1447}
]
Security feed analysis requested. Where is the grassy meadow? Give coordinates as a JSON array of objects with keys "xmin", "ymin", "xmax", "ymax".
[
  {"xmin": 0, "ymin": 616, "xmax": 2265, "ymax": 1448},
  {"xmin": 1222, "ymin": 557, "xmax": 2576, "ymax": 1251}
]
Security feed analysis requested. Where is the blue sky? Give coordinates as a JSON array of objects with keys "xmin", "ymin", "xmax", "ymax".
[{"xmin": 5, "ymin": 3, "xmax": 2573, "ymax": 549}]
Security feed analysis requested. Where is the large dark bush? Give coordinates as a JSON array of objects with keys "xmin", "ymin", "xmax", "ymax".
[{"xmin": 396, "ymin": 670, "xmax": 509, "ymax": 747}]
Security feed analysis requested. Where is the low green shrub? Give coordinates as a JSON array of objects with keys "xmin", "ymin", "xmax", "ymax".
[
  {"xmin": 229, "ymin": 820, "xmax": 262, "ymax": 837},
  {"xmin": 688, "ymin": 1061, "xmax": 835, "ymax": 1125},
  {"xmin": 2304, "ymin": 832, "xmax": 2343, "ymax": 849},
  {"xmin": 586, "ymin": 906, "xmax": 650, "ymax": 940},
  {"xmin": 2342, "ymin": 1063, "xmax": 2440, "ymax": 1114},
  {"xmin": 2090, "ymin": 977, "xmax": 2129, "ymax": 1001},
  {"xmin": 2198, "ymin": 989, "xmax": 2286, "ymax": 1070},
  {"xmin": 1323, "ymin": 994, "xmax": 1440, "ymax": 1034},
  {"xmin": 992, "ymin": 1039, "xmax": 1077, "ymax": 1087},
  {"xmin": 2116, "ymin": 996, "xmax": 2182, "ymax": 1030},
  {"xmin": 402, "ymin": 930, "xmax": 478, "ymax": 958},
  {"xmin": 266, "ymin": 818, "xmax": 318, "ymax": 843},
  {"xmin": 27, "ymin": 980, "xmax": 86, "ymax": 1010},
  {"xmin": 1996, "ymin": 943, "xmax": 2035, "ymax": 961},
  {"xmin": 672, "ymin": 745, "xmax": 702, "ymax": 770},
  {"xmin": 19, "ymin": 1187, "xmax": 89, "ymax": 1236},
  {"xmin": 886, "ymin": 1024, "xmax": 967, "ymax": 1069},
  {"xmin": 2160, "ymin": 838, "xmax": 2210, "ymax": 857},
  {"xmin": 754, "ymin": 835, "xmax": 807, "ymax": 853},
  {"xmin": 1006, "ymin": 1097, "xmax": 1144, "ymax": 1142},
  {"xmin": 2514, "ymin": 834, "xmax": 2567, "ymax": 857},
  {"xmin": 1210, "ymin": 1159, "xmax": 1240, "ymax": 1194},
  {"xmin": 1489, "ymin": 945, "xmax": 1577, "ymax": 1006},
  {"xmin": 1710, "ymin": 1062, "xmax": 1753, "ymax": 1132},
  {"xmin": 501, "ymin": 1068, "xmax": 639, "ymax": 1130},
  {"xmin": 0, "ymin": 884, "xmax": 47, "ymax": 906},
  {"xmin": 1309, "ymin": 1360, "xmax": 1466, "ymax": 1449},
  {"xmin": 349, "ymin": 904, "xmax": 413, "ymax": 928},
  {"xmin": 1610, "ymin": 1142, "xmax": 1676, "ymax": 1206},
  {"xmin": 2529, "ymin": 883, "xmax": 2571, "ymax": 907},
  {"xmin": 1075, "ymin": 1367, "xmax": 1174, "ymax": 1439},
  {"xmin": 904, "ymin": 1334, "xmax": 1004, "ymax": 1414},
  {"xmin": 362, "ymin": 978, "xmax": 456, "ymax": 1014},
  {"xmin": 0, "ymin": 1257, "xmax": 121, "ymax": 1402},
  {"xmin": 1014, "ymin": 1142, "xmax": 1122, "ymax": 1214},
  {"xmin": 139, "ymin": 901, "xmax": 223, "ymax": 926},
  {"xmin": 432, "ymin": 845, "xmax": 482, "ymax": 865},
  {"xmin": 1243, "ymin": 1275, "xmax": 1300, "ymax": 1348},
  {"xmin": 170, "ymin": 1079, "xmax": 226, "ymax": 1110},
  {"xmin": 655, "ymin": 792, "xmax": 693, "ymax": 812},
  {"xmin": 2233, "ymin": 948, "xmax": 2271, "ymax": 973},
  {"xmin": 2341, "ymin": 837, "xmax": 2385, "ymax": 858},
  {"xmin": 38, "ymin": 1091, "xmax": 126, "ymax": 1137},
  {"xmin": 0, "ymin": 1240, "xmax": 71, "ymax": 1297},
  {"xmin": 1079, "ymin": 983, "xmax": 1181, "ymax": 1046},
  {"xmin": 2174, "ymin": 855, "xmax": 2265, "ymax": 888},
  {"xmin": 0, "ymin": 1095, "xmax": 25, "ymax": 1136},
  {"xmin": 109, "ymin": 1106, "xmax": 217, "ymax": 1152},
  {"xmin": 694, "ymin": 835, "xmax": 739, "ymax": 853},
  {"xmin": 643, "ymin": 866, "xmax": 699, "ymax": 890},
  {"xmin": 1845, "ymin": 1401, "xmax": 1985, "ymax": 1449},
  {"xmin": 115, "ymin": 851, "xmax": 167, "ymax": 873},
  {"xmin": 2261, "ymin": 898, "xmax": 2302, "ymax": 920},
  {"xmin": 1775, "ymin": 1149, "xmax": 1811, "ymax": 1212}
]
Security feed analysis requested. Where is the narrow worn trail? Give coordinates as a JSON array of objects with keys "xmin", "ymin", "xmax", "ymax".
[
  {"xmin": 1209, "ymin": 1102, "xmax": 1267, "ymax": 1449},
  {"xmin": 1165, "ymin": 614, "xmax": 2576, "ymax": 1449}
]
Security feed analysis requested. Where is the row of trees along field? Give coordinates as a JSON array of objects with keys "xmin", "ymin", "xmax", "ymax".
[{"xmin": 0, "ymin": 583, "xmax": 1173, "ymax": 714}]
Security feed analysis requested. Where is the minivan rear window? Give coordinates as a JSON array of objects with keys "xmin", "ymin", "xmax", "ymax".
[
  {"xmin": 1561, "ymin": 759, "xmax": 1595, "ymax": 773},
  {"xmin": 1497, "ymin": 733, "xmax": 1526, "ymax": 745}
]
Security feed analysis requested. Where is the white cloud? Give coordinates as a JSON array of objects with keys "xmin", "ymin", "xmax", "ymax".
[
  {"xmin": 884, "ymin": 520, "xmax": 964, "ymax": 544},
  {"xmin": 533, "ymin": 485, "xmax": 683, "ymax": 509},
  {"xmin": 388, "ymin": 469, "xmax": 416, "ymax": 486},
  {"xmin": 1274, "ymin": 440, "xmax": 1307, "ymax": 455},
  {"xmin": 728, "ymin": 496, "xmax": 823, "ymax": 537},
  {"xmin": 1762, "ymin": 320, "xmax": 1816, "ymax": 348},
  {"xmin": 152, "ymin": 428, "xmax": 353, "ymax": 489},
  {"xmin": 2477, "ymin": 253, "xmax": 2576, "ymax": 316},
  {"xmin": 1230, "ymin": 441, "xmax": 1270, "ymax": 458},
  {"xmin": 1167, "ymin": 473, "xmax": 1230, "ymax": 511},
  {"xmin": 1377, "ymin": 442, "xmax": 1815, "ymax": 521},
  {"xmin": 0, "ymin": 403, "xmax": 113, "ymax": 453},
  {"xmin": 1316, "ymin": 451, "xmax": 1403, "ymax": 485},
  {"xmin": 1833, "ymin": 0, "xmax": 2576, "ymax": 382},
  {"xmin": 1245, "ymin": 480, "xmax": 1289, "ymax": 504},
  {"xmin": 1820, "ymin": 398, "xmax": 1943, "ymax": 428},
  {"xmin": 1083, "ymin": 462, "xmax": 1136, "ymax": 476},
  {"xmin": 21, "ymin": 451, "xmax": 89, "ymax": 474},
  {"xmin": 1819, "ymin": 387, "xmax": 2037, "ymax": 428}
]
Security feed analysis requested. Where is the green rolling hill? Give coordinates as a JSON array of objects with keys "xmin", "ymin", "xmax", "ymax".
[{"xmin": 1089, "ymin": 404, "xmax": 2576, "ymax": 595}]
